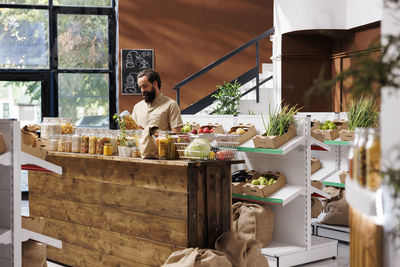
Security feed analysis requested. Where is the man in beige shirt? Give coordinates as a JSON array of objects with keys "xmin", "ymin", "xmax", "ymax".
[{"xmin": 132, "ymin": 69, "xmax": 183, "ymax": 133}]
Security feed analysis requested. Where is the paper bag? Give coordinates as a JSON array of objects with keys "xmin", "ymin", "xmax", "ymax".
[{"xmin": 139, "ymin": 126, "xmax": 159, "ymax": 159}]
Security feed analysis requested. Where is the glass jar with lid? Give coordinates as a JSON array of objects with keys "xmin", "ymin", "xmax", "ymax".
[
  {"xmin": 49, "ymin": 135, "xmax": 58, "ymax": 151},
  {"xmin": 88, "ymin": 129, "xmax": 97, "ymax": 155},
  {"xmin": 157, "ymin": 131, "xmax": 168, "ymax": 160},
  {"xmin": 81, "ymin": 129, "xmax": 89, "ymax": 154},
  {"xmin": 103, "ymin": 143, "xmax": 113, "ymax": 156},
  {"xmin": 110, "ymin": 130, "xmax": 118, "ymax": 155},
  {"xmin": 348, "ymin": 128, "xmax": 361, "ymax": 180},
  {"xmin": 72, "ymin": 128, "xmax": 81, "ymax": 153},
  {"xmin": 166, "ymin": 133, "xmax": 175, "ymax": 160},
  {"xmin": 57, "ymin": 135, "xmax": 66, "ymax": 152},
  {"xmin": 366, "ymin": 128, "xmax": 381, "ymax": 190},
  {"xmin": 64, "ymin": 134, "xmax": 72, "ymax": 153},
  {"xmin": 41, "ymin": 117, "xmax": 62, "ymax": 139},
  {"xmin": 355, "ymin": 128, "xmax": 368, "ymax": 187},
  {"xmin": 97, "ymin": 129, "xmax": 111, "ymax": 155}
]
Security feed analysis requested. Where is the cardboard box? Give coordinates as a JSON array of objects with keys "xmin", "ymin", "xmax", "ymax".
[
  {"xmin": 21, "ymin": 144, "xmax": 48, "ymax": 160},
  {"xmin": 333, "ymin": 119, "xmax": 348, "ymax": 131},
  {"xmin": 311, "ymin": 120, "xmax": 320, "ymax": 131},
  {"xmin": 227, "ymin": 123, "xmax": 257, "ymax": 145},
  {"xmin": 232, "ymin": 182, "xmax": 245, "ymax": 194},
  {"xmin": 253, "ymin": 125, "xmax": 296, "ymax": 149},
  {"xmin": 199, "ymin": 123, "xmax": 225, "ymax": 134},
  {"xmin": 339, "ymin": 171, "xmax": 347, "ymax": 184},
  {"xmin": 311, "ymin": 180, "xmax": 323, "ymax": 190},
  {"xmin": 311, "ymin": 158, "xmax": 322, "ymax": 174},
  {"xmin": 21, "ymin": 216, "xmax": 47, "ymax": 267},
  {"xmin": 22, "ymin": 216, "xmax": 46, "ymax": 233},
  {"xmin": 339, "ymin": 130, "xmax": 354, "ymax": 141},
  {"xmin": 313, "ymin": 128, "xmax": 339, "ymax": 140},
  {"xmin": 0, "ymin": 133, "xmax": 6, "ymax": 154},
  {"xmin": 311, "ymin": 197, "xmax": 323, "ymax": 218},
  {"xmin": 243, "ymin": 172, "xmax": 286, "ymax": 198}
]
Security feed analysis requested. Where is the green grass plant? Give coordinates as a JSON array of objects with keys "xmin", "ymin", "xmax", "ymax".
[
  {"xmin": 262, "ymin": 104, "xmax": 301, "ymax": 136},
  {"xmin": 347, "ymin": 97, "xmax": 379, "ymax": 131}
]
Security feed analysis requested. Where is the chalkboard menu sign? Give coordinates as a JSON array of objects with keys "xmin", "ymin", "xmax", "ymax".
[{"xmin": 121, "ymin": 49, "xmax": 154, "ymax": 95}]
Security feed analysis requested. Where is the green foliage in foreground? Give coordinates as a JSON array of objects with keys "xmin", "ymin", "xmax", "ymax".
[
  {"xmin": 347, "ymin": 97, "xmax": 379, "ymax": 131},
  {"xmin": 262, "ymin": 103, "xmax": 301, "ymax": 136}
]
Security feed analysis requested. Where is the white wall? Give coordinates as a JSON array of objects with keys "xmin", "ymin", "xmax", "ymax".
[{"xmin": 275, "ymin": 0, "xmax": 381, "ymax": 35}]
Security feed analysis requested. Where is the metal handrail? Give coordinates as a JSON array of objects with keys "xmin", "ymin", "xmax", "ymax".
[{"xmin": 174, "ymin": 27, "xmax": 274, "ymax": 107}]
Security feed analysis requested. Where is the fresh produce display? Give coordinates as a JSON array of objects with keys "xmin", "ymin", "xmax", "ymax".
[
  {"xmin": 215, "ymin": 150, "xmax": 235, "ymax": 160},
  {"xmin": 231, "ymin": 170, "xmax": 254, "ymax": 183},
  {"xmin": 229, "ymin": 127, "xmax": 246, "ymax": 135},
  {"xmin": 198, "ymin": 126, "xmax": 216, "ymax": 133},
  {"xmin": 262, "ymin": 103, "xmax": 301, "ymax": 136},
  {"xmin": 347, "ymin": 97, "xmax": 379, "ymax": 131},
  {"xmin": 318, "ymin": 120, "xmax": 337, "ymax": 130},
  {"xmin": 184, "ymin": 138, "xmax": 211, "ymax": 158},
  {"xmin": 250, "ymin": 174, "xmax": 278, "ymax": 186},
  {"xmin": 182, "ymin": 123, "xmax": 192, "ymax": 133}
]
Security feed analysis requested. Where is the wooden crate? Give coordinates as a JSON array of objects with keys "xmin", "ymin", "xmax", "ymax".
[{"xmin": 29, "ymin": 153, "xmax": 243, "ymax": 267}]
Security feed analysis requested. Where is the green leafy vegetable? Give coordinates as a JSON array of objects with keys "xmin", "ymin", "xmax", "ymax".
[
  {"xmin": 262, "ymin": 103, "xmax": 301, "ymax": 136},
  {"xmin": 347, "ymin": 97, "xmax": 379, "ymax": 131}
]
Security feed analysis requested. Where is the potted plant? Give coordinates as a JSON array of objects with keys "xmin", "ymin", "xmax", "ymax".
[
  {"xmin": 211, "ymin": 80, "xmax": 241, "ymax": 115},
  {"xmin": 113, "ymin": 113, "xmax": 132, "ymax": 157},
  {"xmin": 253, "ymin": 104, "xmax": 301, "ymax": 148},
  {"xmin": 340, "ymin": 97, "xmax": 379, "ymax": 141}
]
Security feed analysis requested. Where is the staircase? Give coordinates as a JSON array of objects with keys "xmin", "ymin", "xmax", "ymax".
[
  {"xmin": 196, "ymin": 63, "xmax": 275, "ymax": 115},
  {"xmin": 174, "ymin": 27, "xmax": 275, "ymax": 115}
]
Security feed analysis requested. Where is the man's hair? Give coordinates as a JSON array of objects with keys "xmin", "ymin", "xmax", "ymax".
[{"xmin": 137, "ymin": 69, "xmax": 162, "ymax": 90}]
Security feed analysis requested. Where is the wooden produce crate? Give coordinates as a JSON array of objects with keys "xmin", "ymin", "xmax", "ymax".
[
  {"xmin": 311, "ymin": 180, "xmax": 323, "ymax": 190},
  {"xmin": 199, "ymin": 123, "xmax": 225, "ymax": 134},
  {"xmin": 226, "ymin": 124, "xmax": 257, "ymax": 145},
  {"xmin": 253, "ymin": 125, "xmax": 296, "ymax": 149},
  {"xmin": 29, "ymin": 153, "xmax": 243, "ymax": 267},
  {"xmin": 243, "ymin": 172, "xmax": 286, "ymax": 198},
  {"xmin": 333, "ymin": 119, "xmax": 348, "ymax": 131},
  {"xmin": 311, "ymin": 158, "xmax": 322, "ymax": 174},
  {"xmin": 313, "ymin": 128, "xmax": 339, "ymax": 140},
  {"xmin": 232, "ymin": 182, "xmax": 245, "ymax": 194},
  {"xmin": 339, "ymin": 129, "xmax": 354, "ymax": 141}
]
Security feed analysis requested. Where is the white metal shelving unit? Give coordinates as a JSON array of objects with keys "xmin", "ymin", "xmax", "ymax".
[
  {"xmin": 0, "ymin": 119, "xmax": 62, "ymax": 267},
  {"xmin": 235, "ymin": 115, "xmax": 338, "ymax": 267}
]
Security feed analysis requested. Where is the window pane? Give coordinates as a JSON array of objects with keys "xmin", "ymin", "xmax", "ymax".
[
  {"xmin": 0, "ymin": 81, "xmax": 42, "ymax": 125},
  {"xmin": 58, "ymin": 73, "xmax": 109, "ymax": 127},
  {"xmin": 58, "ymin": 14, "xmax": 108, "ymax": 69},
  {"xmin": 0, "ymin": 0, "xmax": 48, "ymax": 4},
  {"xmin": 54, "ymin": 0, "xmax": 111, "ymax": 7},
  {"xmin": 0, "ymin": 9, "xmax": 49, "ymax": 69}
]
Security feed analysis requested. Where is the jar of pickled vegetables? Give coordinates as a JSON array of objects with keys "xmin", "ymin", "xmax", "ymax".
[
  {"xmin": 81, "ymin": 130, "xmax": 89, "ymax": 154},
  {"xmin": 366, "ymin": 128, "xmax": 381, "ymax": 190},
  {"xmin": 157, "ymin": 131, "xmax": 168, "ymax": 160},
  {"xmin": 96, "ymin": 130, "xmax": 111, "ymax": 155},
  {"xmin": 166, "ymin": 134, "xmax": 175, "ymax": 160},
  {"xmin": 355, "ymin": 128, "xmax": 368, "ymax": 186},
  {"xmin": 89, "ymin": 130, "xmax": 97, "ymax": 155}
]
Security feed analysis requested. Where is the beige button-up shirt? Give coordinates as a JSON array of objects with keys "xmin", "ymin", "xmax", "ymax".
[{"xmin": 132, "ymin": 93, "xmax": 183, "ymax": 131}]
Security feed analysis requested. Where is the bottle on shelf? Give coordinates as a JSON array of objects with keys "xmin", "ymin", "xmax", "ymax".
[
  {"xmin": 166, "ymin": 133, "xmax": 176, "ymax": 160},
  {"xmin": 81, "ymin": 129, "xmax": 89, "ymax": 154},
  {"xmin": 88, "ymin": 129, "xmax": 97, "ymax": 155},
  {"xmin": 72, "ymin": 129, "xmax": 81, "ymax": 153},
  {"xmin": 157, "ymin": 131, "xmax": 168, "ymax": 160},
  {"xmin": 366, "ymin": 128, "xmax": 381, "ymax": 191},
  {"xmin": 355, "ymin": 128, "xmax": 368, "ymax": 187},
  {"xmin": 348, "ymin": 128, "xmax": 361, "ymax": 179}
]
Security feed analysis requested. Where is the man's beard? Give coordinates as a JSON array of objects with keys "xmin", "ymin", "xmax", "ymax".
[{"xmin": 143, "ymin": 86, "xmax": 156, "ymax": 103}]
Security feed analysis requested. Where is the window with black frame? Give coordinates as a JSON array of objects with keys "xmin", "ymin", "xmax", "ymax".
[{"xmin": 0, "ymin": 0, "xmax": 117, "ymax": 128}]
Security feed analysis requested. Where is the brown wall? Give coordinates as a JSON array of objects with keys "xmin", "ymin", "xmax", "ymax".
[
  {"xmin": 118, "ymin": 0, "xmax": 273, "ymax": 112},
  {"xmin": 281, "ymin": 22, "xmax": 380, "ymax": 112}
]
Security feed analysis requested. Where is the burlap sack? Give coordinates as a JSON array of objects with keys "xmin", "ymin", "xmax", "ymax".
[
  {"xmin": 321, "ymin": 190, "xmax": 349, "ymax": 226},
  {"xmin": 215, "ymin": 231, "xmax": 269, "ymax": 267},
  {"xmin": 232, "ymin": 202, "xmax": 274, "ymax": 247},
  {"xmin": 0, "ymin": 133, "xmax": 6, "ymax": 154},
  {"xmin": 21, "ymin": 125, "xmax": 39, "ymax": 147},
  {"xmin": 139, "ymin": 126, "xmax": 158, "ymax": 159},
  {"xmin": 311, "ymin": 197, "xmax": 323, "ymax": 218},
  {"xmin": 22, "ymin": 240, "xmax": 47, "ymax": 267},
  {"xmin": 162, "ymin": 248, "xmax": 232, "ymax": 267}
]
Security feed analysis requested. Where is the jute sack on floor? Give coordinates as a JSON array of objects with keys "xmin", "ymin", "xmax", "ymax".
[
  {"xmin": 22, "ymin": 240, "xmax": 47, "ymax": 267},
  {"xmin": 162, "ymin": 248, "xmax": 232, "ymax": 267},
  {"xmin": 139, "ymin": 125, "xmax": 158, "ymax": 159},
  {"xmin": 232, "ymin": 202, "xmax": 274, "ymax": 247},
  {"xmin": 311, "ymin": 197, "xmax": 323, "ymax": 218},
  {"xmin": 215, "ymin": 231, "xmax": 269, "ymax": 267},
  {"xmin": 321, "ymin": 190, "xmax": 349, "ymax": 226}
]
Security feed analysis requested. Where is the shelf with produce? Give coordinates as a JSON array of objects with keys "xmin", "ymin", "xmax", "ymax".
[
  {"xmin": 324, "ymin": 139, "xmax": 350, "ymax": 146},
  {"xmin": 321, "ymin": 170, "xmax": 346, "ymax": 188},
  {"xmin": 237, "ymin": 136, "xmax": 305, "ymax": 155},
  {"xmin": 0, "ymin": 151, "xmax": 11, "ymax": 166},
  {"xmin": 310, "ymin": 137, "xmax": 331, "ymax": 151},
  {"xmin": 345, "ymin": 176, "xmax": 381, "ymax": 218},
  {"xmin": 21, "ymin": 151, "xmax": 62, "ymax": 175},
  {"xmin": 232, "ymin": 184, "xmax": 304, "ymax": 206},
  {"xmin": 20, "ymin": 228, "xmax": 62, "ymax": 249},
  {"xmin": 0, "ymin": 228, "xmax": 11, "ymax": 244}
]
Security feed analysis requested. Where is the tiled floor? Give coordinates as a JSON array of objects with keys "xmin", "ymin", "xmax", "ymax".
[{"xmin": 22, "ymin": 201, "xmax": 350, "ymax": 267}]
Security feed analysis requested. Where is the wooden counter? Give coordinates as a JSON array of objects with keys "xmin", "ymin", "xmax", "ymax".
[{"xmin": 28, "ymin": 152, "xmax": 244, "ymax": 267}]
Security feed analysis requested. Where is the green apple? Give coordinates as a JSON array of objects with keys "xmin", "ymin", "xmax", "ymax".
[
  {"xmin": 251, "ymin": 180, "xmax": 260, "ymax": 185},
  {"xmin": 260, "ymin": 180, "xmax": 268, "ymax": 185}
]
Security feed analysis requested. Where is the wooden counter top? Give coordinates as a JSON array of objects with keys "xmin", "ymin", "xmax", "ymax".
[{"xmin": 47, "ymin": 151, "xmax": 245, "ymax": 167}]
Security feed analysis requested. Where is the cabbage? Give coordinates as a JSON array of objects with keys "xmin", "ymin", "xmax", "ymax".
[{"xmin": 184, "ymin": 138, "xmax": 211, "ymax": 159}]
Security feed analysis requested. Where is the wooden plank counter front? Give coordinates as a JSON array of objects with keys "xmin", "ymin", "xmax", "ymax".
[{"xmin": 28, "ymin": 152, "xmax": 244, "ymax": 267}]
